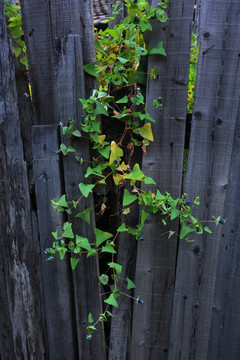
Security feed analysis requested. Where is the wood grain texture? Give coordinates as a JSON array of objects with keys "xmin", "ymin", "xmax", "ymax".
[
  {"xmin": 169, "ymin": 1, "xmax": 240, "ymax": 359},
  {"xmin": 207, "ymin": 102, "xmax": 240, "ymax": 360},
  {"xmin": 57, "ymin": 35, "xmax": 106, "ymax": 359},
  {"xmin": 32, "ymin": 125, "xmax": 78, "ymax": 360},
  {"xmin": 0, "ymin": 2, "xmax": 45, "ymax": 358},
  {"xmin": 130, "ymin": 1, "xmax": 194, "ymax": 359},
  {"xmin": 20, "ymin": 0, "xmax": 95, "ymax": 125}
]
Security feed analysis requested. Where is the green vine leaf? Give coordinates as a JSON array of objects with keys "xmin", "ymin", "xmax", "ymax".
[
  {"xmin": 168, "ymin": 230, "xmax": 175, "ymax": 239},
  {"xmin": 83, "ymin": 60, "xmax": 100, "ymax": 77},
  {"xmin": 117, "ymin": 56, "xmax": 129, "ymax": 64},
  {"xmin": 117, "ymin": 223, "xmax": 128, "ymax": 232},
  {"xmin": 108, "ymin": 262, "xmax": 122, "ymax": 275},
  {"xmin": 170, "ymin": 208, "xmax": 181, "ymax": 220},
  {"xmin": 156, "ymin": 9, "xmax": 168, "ymax": 23},
  {"xmin": 62, "ymin": 222, "xmax": 74, "ymax": 238},
  {"xmin": 116, "ymin": 95, "xmax": 129, "ymax": 104},
  {"xmin": 125, "ymin": 164, "xmax": 145, "ymax": 181},
  {"xmin": 144, "ymin": 176, "xmax": 157, "ymax": 185},
  {"xmin": 76, "ymin": 235, "xmax": 92, "ymax": 252},
  {"xmin": 99, "ymin": 314, "xmax": 108, "ymax": 322},
  {"xmin": 75, "ymin": 207, "xmax": 92, "ymax": 224},
  {"xmin": 104, "ymin": 293, "xmax": 119, "ymax": 308},
  {"xmin": 51, "ymin": 230, "xmax": 58, "ymax": 240},
  {"xmin": 60, "ymin": 143, "xmax": 76, "ymax": 155},
  {"xmin": 107, "ymin": 310, "xmax": 114, "ymax": 318},
  {"xmin": 72, "ymin": 130, "xmax": 82, "ymax": 138},
  {"xmin": 95, "ymin": 228, "xmax": 113, "ymax": 247},
  {"xmin": 99, "ymin": 274, "xmax": 109, "ymax": 285},
  {"xmin": 70, "ymin": 258, "xmax": 80, "ymax": 270},
  {"xmin": 95, "ymin": 100, "xmax": 109, "ymax": 116},
  {"xmin": 204, "ymin": 226, "xmax": 212, "ymax": 234},
  {"xmin": 127, "ymin": 277, "xmax": 136, "ymax": 290},
  {"xmin": 102, "ymin": 241, "xmax": 117, "ymax": 254},
  {"xmin": 180, "ymin": 222, "xmax": 195, "ymax": 240},
  {"xmin": 123, "ymin": 189, "xmax": 138, "ymax": 206},
  {"xmin": 86, "ymin": 325, "xmax": 97, "ymax": 333},
  {"xmin": 59, "ymin": 247, "xmax": 67, "ymax": 260},
  {"xmin": 98, "ymin": 146, "xmax": 111, "ymax": 159},
  {"xmin": 58, "ymin": 195, "xmax": 68, "ymax": 207},
  {"xmin": 88, "ymin": 313, "xmax": 94, "ymax": 324},
  {"xmin": 141, "ymin": 210, "xmax": 149, "ymax": 225},
  {"xmin": 78, "ymin": 183, "xmax": 95, "ymax": 198},
  {"xmin": 149, "ymin": 41, "xmax": 167, "ymax": 56}
]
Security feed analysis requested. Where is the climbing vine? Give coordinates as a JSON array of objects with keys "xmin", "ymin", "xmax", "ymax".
[
  {"xmin": 4, "ymin": 0, "xmax": 28, "ymax": 68},
  {"xmin": 39, "ymin": 0, "xmax": 224, "ymax": 340}
]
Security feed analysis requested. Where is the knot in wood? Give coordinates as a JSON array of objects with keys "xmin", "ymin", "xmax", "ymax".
[{"xmin": 194, "ymin": 111, "xmax": 202, "ymax": 119}]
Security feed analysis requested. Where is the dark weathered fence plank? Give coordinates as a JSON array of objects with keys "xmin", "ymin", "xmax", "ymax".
[
  {"xmin": 207, "ymin": 104, "xmax": 240, "ymax": 359},
  {"xmin": 56, "ymin": 35, "xmax": 106, "ymax": 359},
  {"xmin": 169, "ymin": 1, "xmax": 240, "ymax": 359},
  {"xmin": 0, "ymin": 2, "xmax": 45, "ymax": 358},
  {"xmin": 32, "ymin": 124, "xmax": 78, "ymax": 359},
  {"xmin": 130, "ymin": 0, "xmax": 194, "ymax": 359},
  {"xmin": 20, "ymin": 0, "xmax": 96, "ymax": 125}
]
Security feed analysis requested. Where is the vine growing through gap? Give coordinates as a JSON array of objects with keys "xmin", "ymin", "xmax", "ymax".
[{"xmin": 44, "ymin": 0, "xmax": 225, "ymax": 339}]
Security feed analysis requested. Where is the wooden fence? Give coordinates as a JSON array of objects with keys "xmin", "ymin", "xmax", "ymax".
[{"xmin": 1, "ymin": 0, "xmax": 240, "ymax": 359}]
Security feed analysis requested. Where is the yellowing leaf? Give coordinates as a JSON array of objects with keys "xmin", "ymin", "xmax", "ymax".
[
  {"xmin": 113, "ymin": 173, "xmax": 123, "ymax": 185},
  {"xmin": 133, "ymin": 123, "xmax": 154, "ymax": 142},
  {"xmin": 98, "ymin": 135, "xmax": 106, "ymax": 144},
  {"xmin": 120, "ymin": 161, "xmax": 127, "ymax": 171},
  {"xmin": 109, "ymin": 141, "xmax": 123, "ymax": 165}
]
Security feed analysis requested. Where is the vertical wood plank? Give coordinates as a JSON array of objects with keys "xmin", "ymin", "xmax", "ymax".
[
  {"xmin": 0, "ymin": 2, "xmax": 45, "ymax": 357},
  {"xmin": 56, "ymin": 35, "xmax": 106, "ymax": 359},
  {"xmin": 20, "ymin": 0, "xmax": 95, "ymax": 125},
  {"xmin": 169, "ymin": 1, "xmax": 240, "ymax": 359},
  {"xmin": 32, "ymin": 124, "xmax": 78, "ymax": 360},
  {"xmin": 207, "ymin": 104, "xmax": 240, "ymax": 359},
  {"xmin": 130, "ymin": 1, "xmax": 194, "ymax": 359}
]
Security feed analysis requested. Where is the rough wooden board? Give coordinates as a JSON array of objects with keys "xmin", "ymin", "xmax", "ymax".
[
  {"xmin": 130, "ymin": 1, "xmax": 194, "ymax": 359},
  {"xmin": 20, "ymin": 0, "xmax": 95, "ymax": 125},
  {"xmin": 0, "ymin": 2, "xmax": 45, "ymax": 357},
  {"xmin": 207, "ymin": 105, "xmax": 240, "ymax": 359},
  {"xmin": 169, "ymin": 1, "xmax": 240, "ymax": 359},
  {"xmin": 32, "ymin": 124, "xmax": 78, "ymax": 360},
  {"xmin": 56, "ymin": 35, "xmax": 106, "ymax": 359}
]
